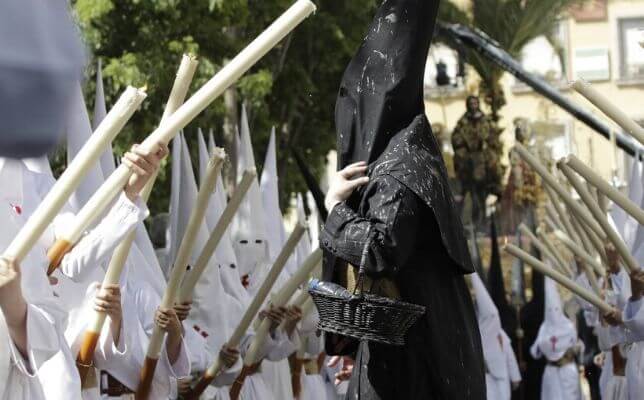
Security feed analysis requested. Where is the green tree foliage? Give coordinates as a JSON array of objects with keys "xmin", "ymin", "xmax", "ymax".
[{"xmin": 69, "ymin": 0, "xmax": 378, "ymax": 214}]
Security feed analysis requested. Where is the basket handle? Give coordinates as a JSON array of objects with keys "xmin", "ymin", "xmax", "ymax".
[{"xmin": 354, "ymin": 227, "xmax": 374, "ymax": 296}]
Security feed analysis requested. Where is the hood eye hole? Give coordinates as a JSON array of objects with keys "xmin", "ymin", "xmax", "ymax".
[
  {"xmin": 230, "ymin": 264, "xmax": 236, "ymax": 269},
  {"xmin": 255, "ymin": 240, "xmax": 263, "ymax": 244},
  {"xmin": 240, "ymin": 240, "xmax": 248, "ymax": 244},
  {"xmin": 339, "ymin": 86, "xmax": 348, "ymax": 96}
]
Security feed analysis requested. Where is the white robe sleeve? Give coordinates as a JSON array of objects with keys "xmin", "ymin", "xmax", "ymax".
[
  {"xmin": 57, "ymin": 193, "xmax": 148, "ymax": 282},
  {"xmin": 3, "ymin": 303, "xmax": 61, "ymax": 376},
  {"xmin": 160, "ymin": 336, "xmax": 191, "ymax": 400},
  {"xmin": 264, "ymin": 327, "xmax": 299, "ymax": 361},
  {"xmin": 623, "ymin": 298, "xmax": 644, "ymax": 342},
  {"xmin": 505, "ymin": 344, "xmax": 521, "ymax": 383}
]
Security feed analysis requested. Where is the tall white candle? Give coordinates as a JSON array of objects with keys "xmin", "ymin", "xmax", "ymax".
[
  {"xmin": 177, "ymin": 170, "xmax": 256, "ymax": 302},
  {"xmin": 244, "ymin": 249, "xmax": 322, "ymax": 365},
  {"xmin": 2, "ymin": 86, "xmax": 146, "ymax": 267},
  {"xmin": 569, "ymin": 210, "xmax": 605, "ymax": 262},
  {"xmin": 552, "ymin": 229, "xmax": 605, "ymax": 277},
  {"xmin": 572, "ymin": 79, "xmax": 644, "ymax": 146},
  {"xmin": 201, "ymin": 223, "xmax": 306, "ymax": 381},
  {"xmin": 544, "ymin": 185, "xmax": 581, "ymax": 245},
  {"xmin": 537, "ymin": 228, "xmax": 573, "ymax": 278},
  {"xmin": 518, "ymin": 224, "xmax": 562, "ymax": 273},
  {"xmin": 565, "ymin": 155, "xmax": 644, "ymax": 225},
  {"xmin": 144, "ymin": 151, "xmax": 224, "ymax": 362},
  {"xmin": 48, "ymin": 0, "xmax": 316, "ymax": 264},
  {"xmin": 81, "ymin": 54, "xmax": 198, "ymax": 336},
  {"xmin": 505, "ymin": 244, "xmax": 612, "ymax": 314},
  {"xmin": 558, "ymin": 161, "xmax": 639, "ymax": 272},
  {"xmin": 513, "ymin": 143, "xmax": 605, "ymax": 240}
]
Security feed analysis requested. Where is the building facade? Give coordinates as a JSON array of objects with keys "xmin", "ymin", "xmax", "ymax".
[{"xmin": 425, "ymin": 0, "xmax": 644, "ymax": 186}]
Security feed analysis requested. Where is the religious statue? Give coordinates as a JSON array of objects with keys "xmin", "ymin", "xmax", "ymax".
[
  {"xmin": 500, "ymin": 118, "xmax": 541, "ymax": 233},
  {"xmin": 451, "ymin": 95, "xmax": 504, "ymax": 228}
]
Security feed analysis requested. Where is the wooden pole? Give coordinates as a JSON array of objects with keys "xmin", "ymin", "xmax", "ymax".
[
  {"xmin": 565, "ymin": 154, "xmax": 644, "ymax": 225},
  {"xmin": 558, "ymin": 161, "xmax": 639, "ymax": 273},
  {"xmin": 0, "ymin": 86, "xmax": 145, "ymax": 278},
  {"xmin": 75, "ymin": 55, "xmax": 198, "ymax": 385},
  {"xmin": 44, "ymin": 0, "xmax": 316, "ymax": 279},
  {"xmin": 135, "ymin": 152, "xmax": 225, "ymax": 399},
  {"xmin": 504, "ymin": 244, "xmax": 612, "ymax": 314}
]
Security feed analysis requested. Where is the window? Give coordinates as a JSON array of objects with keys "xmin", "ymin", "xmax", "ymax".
[
  {"xmin": 531, "ymin": 121, "xmax": 571, "ymax": 162},
  {"xmin": 515, "ymin": 21, "xmax": 568, "ymax": 88},
  {"xmin": 574, "ymin": 48, "xmax": 610, "ymax": 81},
  {"xmin": 618, "ymin": 17, "xmax": 644, "ymax": 81},
  {"xmin": 424, "ymin": 43, "xmax": 464, "ymax": 90}
]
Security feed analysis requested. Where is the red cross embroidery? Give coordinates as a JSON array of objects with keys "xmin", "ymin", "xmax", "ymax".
[
  {"xmin": 10, "ymin": 204, "xmax": 21, "ymax": 215},
  {"xmin": 550, "ymin": 336, "xmax": 558, "ymax": 352}
]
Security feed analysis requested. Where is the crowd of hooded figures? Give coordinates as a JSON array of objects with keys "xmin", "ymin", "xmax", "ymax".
[
  {"xmin": 2, "ymin": 68, "xmax": 643, "ymax": 400},
  {"xmin": 0, "ymin": 55, "xmax": 349, "ymax": 398},
  {"xmin": 2, "ymin": 0, "xmax": 644, "ymax": 399}
]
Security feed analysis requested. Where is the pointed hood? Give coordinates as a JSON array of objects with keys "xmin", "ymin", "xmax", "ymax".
[
  {"xmin": 291, "ymin": 146, "xmax": 328, "ymax": 221},
  {"xmin": 531, "ymin": 278, "xmax": 577, "ymax": 361},
  {"xmin": 468, "ymin": 225, "xmax": 483, "ymax": 273},
  {"xmin": 510, "ymin": 229, "xmax": 526, "ymax": 306},
  {"xmin": 231, "ymin": 105, "xmax": 269, "ymax": 278},
  {"xmin": 93, "ymin": 59, "xmax": 116, "ymax": 178},
  {"xmin": 166, "ymin": 134, "xmax": 185, "ymax": 276},
  {"xmin": 66, "ymin": 81, "xmax": 106, "ymax": 213},
  {"xmin": 208, "ymin": 129, "xmax": 216, "ymax": 155},
  {"xmin": 259, "ymin": 127, "xmax": 288, "ymax": 263},
  {"xmin": 335, "ymin": 0, "xmax": 440, "ymax": 168},
  {"xmin": 335, "ymin": 0, "xmax": 472, "ymax": 274},
  {"xmin": 472, "ymin": 272, "xmax": 508, "ymax": 378},
  {"xmin": 294, "ymin": 194, "xmax": 313, "ymax": 270},
  {"xmin": 487, "ymin": 218, "xmax": 518, "ymax": 343},
  {"xmin": 200, "ymin": 131, "xmax": 250, "ymax": 307},
  {"xmin": 307, "ymin": 192, "xmax": 321, "ymax": 251},
  {"xmin": 182, "ymin": 135, "xmax": 243, "ymax": 350},
  {"xmin": 22, "ymin": 156, "xmax": 53, "ymax": 177}
]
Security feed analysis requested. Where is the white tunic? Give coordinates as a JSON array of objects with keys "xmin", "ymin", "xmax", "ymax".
[
  {"xmin": 0, "ymin": 161, "xmax": 147, "ymax": 400},
  {"xmin": 623, "ymin": 298, "xmax": 644, "ymax": 400}
]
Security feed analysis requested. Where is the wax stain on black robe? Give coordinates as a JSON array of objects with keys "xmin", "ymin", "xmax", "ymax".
[{"xmin": 319, "ymin": 0, "xmax": 486, "ymax": 399}]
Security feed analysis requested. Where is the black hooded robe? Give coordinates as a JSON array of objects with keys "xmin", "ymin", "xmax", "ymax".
[{"xmin": 319, "ymin": 0, "xmax": 486, "ymax": 399}]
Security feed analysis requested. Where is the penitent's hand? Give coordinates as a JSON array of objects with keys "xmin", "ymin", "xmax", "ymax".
[
  {"xmin": 173, "ymin": 301, "xmax": 192, "ymax": 322},
  {"xmin": 325, "ymin": 161, "xmax": 369, "ymax": 211},
  {"xmin": 93, "ymin": 283, "xmax": 123, "ymax": 345},
  {"xmin": 605, "ymin": 243, "xmax": 621, "ymax": 275},
  {"xmin": 630, "ymin": 269, "xmax": 644, "ymax": 301},
  {"xmin": 327, "ymin": 355, "xmax": 354, "ymax": 385},
  {"xmin": 0, "ymin": 257, "xmax": 28, "ymax": 357},
  {"xmin": 122, "ymin": 142, "xmax": 169, "ymax": 201},
  {"xmin": 220, "ymin": 345, "xmax": 240, "ymax": 369},
  {"xmin": 155, "ymin": 307, "xmax": 183, "ymax": 337}
]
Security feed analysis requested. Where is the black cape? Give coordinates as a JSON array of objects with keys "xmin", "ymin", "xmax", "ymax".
[{"xmin": 320, "ymin": 0, "xmax": 485, "ymax": 398}]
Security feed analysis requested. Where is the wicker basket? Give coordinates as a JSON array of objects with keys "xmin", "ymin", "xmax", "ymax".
[{"xmin": 310, "ymin": 230, "xmax": 425, "ymax": 346}]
